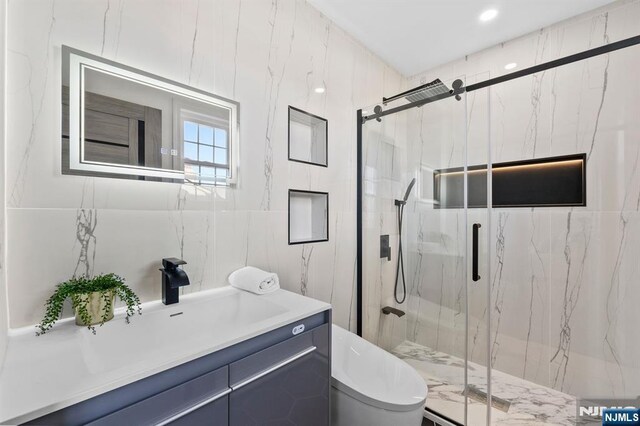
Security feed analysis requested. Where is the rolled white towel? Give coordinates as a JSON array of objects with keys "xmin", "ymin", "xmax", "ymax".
[{"xmin": 228, "ymin": 266, "xmax": 280, "ymax": 295}]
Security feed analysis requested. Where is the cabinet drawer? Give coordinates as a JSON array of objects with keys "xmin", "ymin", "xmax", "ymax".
[
  {"xmin": 163, "ymin": 394, "xmax": 228, "ymax": 426},
  {"xmin": 229, "ymin": 323, "xmax": 328, "ymax": 390},
  {"xmin": 88, "ymin": 365, "xmax": 229, "ymax": 426}
]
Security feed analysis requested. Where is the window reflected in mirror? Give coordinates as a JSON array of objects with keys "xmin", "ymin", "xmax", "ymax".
[{"xmin": 181, "ymin": 115, "xmax": 229, "ymax": 185}]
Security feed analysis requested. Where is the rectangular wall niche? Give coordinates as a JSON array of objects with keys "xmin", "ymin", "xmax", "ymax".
[
  {"xmin": 288, "ymin": 106, "xmax": 328, "ymax": 167},
  {"xmin": 288, "ymin": 190, "xmax": 329, "ymax": 244},
  {"xmin": 434, "ymin": 154, "xmax": 586, "ymax": 208}
]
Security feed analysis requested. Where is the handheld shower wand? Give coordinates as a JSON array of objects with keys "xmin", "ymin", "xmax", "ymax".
[
  {"xmin": 396, "ymin": 178, "xmax": 416, "ymax": 206},
  {"xmin": 394, "ymin": 178, "xmax": 416, "ymax": 304}
]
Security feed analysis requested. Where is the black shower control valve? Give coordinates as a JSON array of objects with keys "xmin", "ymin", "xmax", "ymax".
[{"xmin": 380, "ymin": 234, "xmax": 391, "ymax": 261}]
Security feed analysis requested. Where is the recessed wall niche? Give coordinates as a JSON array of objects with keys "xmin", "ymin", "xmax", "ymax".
[
  {"xmin": 288, "ymin": 190, "xmax": 329, "ymax": 245},
  {"xmin": 433, "ymin": 154, "xmax": 586, "ymax": 208},
  {"xmin": 288, "ymin": 106, "xmax": 328, "ymax": 167}
]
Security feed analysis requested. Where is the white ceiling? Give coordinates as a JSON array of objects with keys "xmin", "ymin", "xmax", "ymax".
[{"xmin": 307, "ymin": 0, "xmax": 617, "ymax": 76}]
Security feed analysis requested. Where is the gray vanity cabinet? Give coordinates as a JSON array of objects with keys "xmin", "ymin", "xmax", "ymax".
[
  {"xmin": 229, "ymin": 324, "xmax": 329, "ymax": 425},
  {"xmin": 229, "ymin": 353, "xmax": 328, "ymax": 425},
  {"xmin": 26, "ymin": 311, "xmax": 330, "ymax": 426}
]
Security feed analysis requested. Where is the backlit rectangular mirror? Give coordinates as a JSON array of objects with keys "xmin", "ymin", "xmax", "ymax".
[{"xmin": 62, "ymin": 46, "xmax": 239, "ymax": 185}]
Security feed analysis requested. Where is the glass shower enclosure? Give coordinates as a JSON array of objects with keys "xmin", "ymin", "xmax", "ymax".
[
  {"xmin": 359, "ymin": 75, "xmax": 492, "ymax": 425},
  {"xmin": 357, "ymin": 35, "xmax": 640, "ymax": 426}
]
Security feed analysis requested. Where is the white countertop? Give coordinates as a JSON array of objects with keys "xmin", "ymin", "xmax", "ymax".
[{"xmin": 0, "ymin": 287, "xmax": 331, "ymax": 424}]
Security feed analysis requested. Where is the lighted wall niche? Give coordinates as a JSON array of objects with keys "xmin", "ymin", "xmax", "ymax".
[{"xmin": 433, "ymin": 154, "xmax": 586, "ymax": 208}]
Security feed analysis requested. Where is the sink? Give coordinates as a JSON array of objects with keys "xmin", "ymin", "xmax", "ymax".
[
  {"xmin": 0, "ymin": 285, "xmax": 330, "ymax": 425},
  {"xmin": 79, "ymin": 287, "xmax": 287, "ymax": 373}
]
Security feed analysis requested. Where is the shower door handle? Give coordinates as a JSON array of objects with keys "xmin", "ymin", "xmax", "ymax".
[{"xmin": 472, "ymin": 223, "xmax": 481, "ymax": 281}]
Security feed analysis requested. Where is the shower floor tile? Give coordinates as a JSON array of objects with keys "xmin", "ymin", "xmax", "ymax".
[{"xmin": 392, "ymin": 341, "xmax": 577, "ymax": 425}]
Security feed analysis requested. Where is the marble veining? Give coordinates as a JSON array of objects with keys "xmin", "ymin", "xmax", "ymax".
[
  {"xmin": 261, "ymin": 0, "xmax": 293, "ymax": 211},
  {"xmin": 300, "ymin": 245, "xmax": 313, "ymax": 296},
  {"xmin": 74, "ymin": 209, "xmax": 97, "ymax": 278},
  {"xmin": 393, "ymin": 340, "xmax": 577, "ymax": 426},
  {"xmin": 523, "ymin": 212, "xmax": 546, "ymax": 379},
  {"xmin": 328, "ymin": 215, "xmax": 339, "ymax": 301},
  {"xmin": 5, "ymin": 0, "xmax": 404, "ymax": 329},
  {"xmin": 547, "ymin": 30, "xmax": 564, "ymax": 152},
  {"xmin": 73, "ymin": 180, "xmax": 97, "ymax": 278},
  {"xmin": 100, "ymin": 0, "xmax": 109, "ymax": 56},
  {"xmin": 187, "ymin": 0, "xmax": 200, "ymax": 86},
  {"xmin": 490, "ymin": 212, "xmax": 508, "ymax": 367},
  {"xmin": 409, "ymin": 216, "xmax": 425, "ymax": 342},
  {"xmin": 523, "ymin": 30, "xmax": 549, "ymax": 158},
  {"xmin": 231, "ymin": 0, "xmax": 241, "ymax": 98},
  {"xmin": 550, "ymin": 212, "xmax": 590, "ymax": 392},
  {"xmin": 9, "ymin": 1, "xmax": 55, "ymax": 208},
  {"xmin": 603, "ymin": 211, "xmax": 628, "ymax": 395},
  {"xmin": 587, "ymin": 13, "xmax": 610, "ymax": 160},
  {"xmin": 114, "ymin": 1, "xmax": 124, "ymax": 58},
  {"xmin": 171, "ymin": 188, "xmax": 188, "ymax": 261}
]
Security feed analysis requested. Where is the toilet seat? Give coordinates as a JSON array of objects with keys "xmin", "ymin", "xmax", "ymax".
[{"xmin": 331, "ymin": 325, "xmax": 427, "ymax": 412}]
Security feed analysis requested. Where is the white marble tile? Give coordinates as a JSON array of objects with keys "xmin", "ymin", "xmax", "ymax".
[
  {"xmin": 393, "ymin": 340, "xmax": 577, "ymax": 426},
  {"xmin": 547, "ymin": 211, "xmax": 640, "ymax": 397},
  {"xmin": 214, "ymin": 208, "xmax": 357, "ymax": 328},
  {"xmin": 7, "ymin": 207, "xmax": 214, "ymax": 328},
  {"xmin": 0, "ymin": 0, "xmax": 7, "ymax": 367},
  {"xmin": 484, "ymin": 209, "xmax": 552, "ymax": 387},
  {"xmin": 3, "ymin": 0, "xmax": 404, "ymax": 330}
]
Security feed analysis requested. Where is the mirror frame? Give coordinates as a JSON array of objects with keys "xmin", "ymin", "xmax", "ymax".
[{"xmin": 62, "ymin": 45, "xmax": 240, "ymax": 184}]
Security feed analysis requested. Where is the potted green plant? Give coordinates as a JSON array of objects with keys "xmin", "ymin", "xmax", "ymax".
[{"xmin": 36, "ymin": 273, "xmax": 142, "ymax": 335}]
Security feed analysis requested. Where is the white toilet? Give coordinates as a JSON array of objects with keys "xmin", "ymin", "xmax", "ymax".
[{"xmin": 331, "ymin": 325, "xmax": 427, "ymax": 426}]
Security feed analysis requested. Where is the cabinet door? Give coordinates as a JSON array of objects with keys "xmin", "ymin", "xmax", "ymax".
[{"xmin": 229, "ymin": 325, "xmax": 329, "ymax": 426}]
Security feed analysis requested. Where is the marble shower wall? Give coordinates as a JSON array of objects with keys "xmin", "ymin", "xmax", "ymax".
[
  {"xmin": 361, "ymin": 108, "xmax": 409, "ymax": 349},
  {"xmin": 4, "ymin": 0, "xmax": 403, "ymax": 329},
  {"xmin": 395, "ymin": 0, "xmax": 640, "ymax": 400},
  {"xmin": 0, "ymin": 0, "xmax": 7, "ymax": 366}
]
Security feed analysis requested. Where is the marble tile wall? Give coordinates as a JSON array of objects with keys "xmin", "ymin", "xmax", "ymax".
[
  {"xmin": 361, "ymin": 109, "xmax": 409, "ymax": 348},
  {"xmin": 0, "ymin": 0, "xmax": 7, "ymax": 366},
  {"xmin": 3, "ymin": 0, "xmax": 403, "ymax": 329},
  {"xmin": 365, "ymin": 0, "xmax": 640, "ymax": 401}
]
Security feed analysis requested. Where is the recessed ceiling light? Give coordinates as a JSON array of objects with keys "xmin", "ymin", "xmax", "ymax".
[
  {"xmin": 504, "ymin": 62, "xmax": 517, "ymax": 70},
  {"xmin": 314, "ymin": 87, "xmax": 325, "ymax": 94},
  {"xmin": 479, "ymin": 8, "xmax": 498, "ymax": 22}
]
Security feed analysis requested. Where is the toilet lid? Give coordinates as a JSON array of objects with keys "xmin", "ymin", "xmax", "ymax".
[{"xmin": 331, "ymin": 325, "xmax": 427, "ymax": 412}]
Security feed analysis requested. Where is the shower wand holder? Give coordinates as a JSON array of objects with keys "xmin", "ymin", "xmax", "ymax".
[{"xmin": 394, "ymin": 199, "xmax": 406, "ymax": 207}]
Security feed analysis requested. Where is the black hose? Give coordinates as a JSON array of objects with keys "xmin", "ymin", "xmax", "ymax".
[{"xmin": 394, "ymin": 203, "xmax": 406, "ymax": 304}]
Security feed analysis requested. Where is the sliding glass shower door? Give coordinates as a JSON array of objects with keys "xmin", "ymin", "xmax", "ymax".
[
  {"xmin": 359, "ymin": 75, "xmax": 492, "ymax": 425},
  {"xmin": 360, "ymin": 33, "xmax": 640, "ymax": 426}
]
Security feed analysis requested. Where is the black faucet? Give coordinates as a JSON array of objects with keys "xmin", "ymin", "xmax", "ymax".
[{"xmin": 160, "ymin": 258, "xmax": 190, "ymax": 305}]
